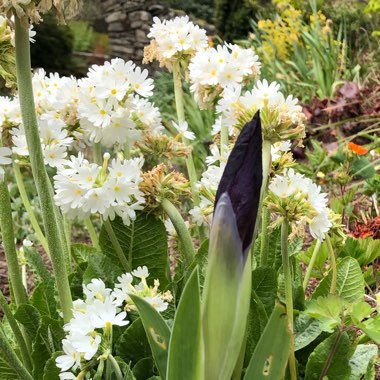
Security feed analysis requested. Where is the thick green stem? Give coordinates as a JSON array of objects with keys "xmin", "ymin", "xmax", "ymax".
[
  {"xmin": 161, "ymin": 198, "xmax": 195, "ymax": 263},
  {"xmin": 63, "ymin": 215, "xmax": 71, "ymax": 257},
  {"xmin": 93, "ymin": 142, "xmax": 102, "ymax": 165},
  {"xmin": 326, "ymin": 235, "xmax": 337, "ymax": 295},
  {"xmin": 172, "ymin": 61, "xmax": 200, "ymax": 206},
  {"xmin": 103, "ymin": 218, "xmax": 130, "ymax": 271},
  {"xmin": 281, "ymin": 219, "xmax": 297, "ymax": 380},
  {"xmin": 14, "ymin": 16, "xmax": 73, "ymax": 322},
  {"xmin": 13, "ymin": 161, "xmax": 50, "ymax": 255},
  {"xmin": 84, "ymin": 217, "xmax": 100, "ymax": 250},
  {"xmin": 0, "ymin": 290, "xmax": 33, "ymax": 371},
  {"xmin": 303, "ymin": 239, "xmax": 322, "ymax": 291},
  {"xmin": 220, "ymin": 124, "xmax": 229, "ymax": 153},
  {"xmin": 0, "ymin": 328, "xmax": 33, "ymax": 380},
  {"xmin": 259, "ymin": 206, "xmax": 270, "ymax": 266},
  {"xmin": 0, "ymin": 180, "xmax": 27, "ymax": 306},
  {"xmin": 108, "ymin": 354, "xmax": 123, "ymax": 380}
]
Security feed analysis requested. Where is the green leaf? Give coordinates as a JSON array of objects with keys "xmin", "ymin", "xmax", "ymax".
[
  {"xmin": 244, "ymin": 290, "xmax": 268, "ymax": 367},
  {"xmin": 297, "ymin": 240, "xmax": 328, "ymax": 277},
  {"xmin": 83, "ymin": 252, "xmax": 123, "ymax": 285},
  {"xmin": 99, "ymin": 214, "xmax": 169, "ymax": 287},
  {"xmin": 294, "ymin": 314, "xmax": 322, "ymax": 351},
  {"xmin": 24, "ymin": 246, "xmax": 53, "ymax": 284},
  {"xmin": 42, "ymin": 351, "xmax": 62, "ymax": 380},
  {"xmin": 0, "ymin": 353, "xmax": 18, "ymax": 379},
  {"xmin": 312, "ymin": 257, "xmax": 365, "ymax": 302},
  {"xmin": 115, "ymin": 318, "xmax": 151, "ymax": 365},
  {"xmin": 167, "ymin": 269, "xmax": 202, "ymax": 380},
  {"xmin": 305, "ymin": 332, "xmax": 351, "ymax": 380},
  {"xmin": 349, "ymin": 301, "xmax": 373, "ymax": 324},
  {"xmin": 348, "ymin": 344, "xmax": 378, "ymax": 380},
  {"xmin": 128, "ymin": 294, "xmax": 171, "ymax": 379},
  {"xmin": 71, "ymin": 243, "xmax": 98, "ymax": 264},
  {"xmin": 339, "ymin": 237, "xmax": 380, "ymax": 267},
  {"xmin": 251, "ymin": 266, "xmax": 277, "ymax": 316},
  {"xmin": 32, "ymin": 327, "xmax": 51, "ymax": 380},
  {"xmin": 14, "ymin": 304, "xmax": 41, "ymax": 341},
  {"xmin": 305, "ymin": 295, "xmax": 344, "ymax": 333},
  {"xmin": 350, "ymin": 157, "xmax": 375, "ymax": 179},
  {"xmin": 358, "ymin": 315, "xmax": 380, "ymax": 344},
  {"xmin": 30, "ymin": 282, "xmax": 56, "ymax": 318},
  {"xmin": 244, "ymin": 304, "xmax": 291, "ymax": 380},
  {"xmin": 132, "ymin": 357, "xmax": 156, "ymax": 380}
]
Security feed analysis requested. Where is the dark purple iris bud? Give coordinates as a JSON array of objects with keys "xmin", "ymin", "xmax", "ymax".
[{"xmin": 214, "ymin": 111, "xmax": 263, "ymax": 255}]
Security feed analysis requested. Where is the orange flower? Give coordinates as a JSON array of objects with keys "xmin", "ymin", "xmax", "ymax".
[{"xmin": 348, "ymin": 142, "xmax": 368, "ymax": 155}]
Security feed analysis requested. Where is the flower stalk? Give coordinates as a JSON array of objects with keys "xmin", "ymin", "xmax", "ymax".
[
  {"xmin": 326, "ymin": 234, "xmax": 337, "ymax": 295},
  {"xmin": 14, "ymin": 15, "xmax": 73, "ymax": 322},
  {"xmin": 161, "ymin": 198, "xmax": 195, "ymax": 263},
  {"xmin": 108, "ymin": 354, "xmax": 123, "ymax": 380},
  {"xmin": 84, "ymin": 217, "xmax": 100, "ymax": 250},
  {"xmin": 13, "ymin": 161, "xmax": 50, "ymax": 255},
  {"xmin": 172, "ymin": 61, "xmax": 199, "ymax": 206},
  {"xmin": 303, "ymin": 239, "xmax": 322, "ymax": 291},
  {"xmin": 281, "ymin": 218, "xmax": 297, "ymax": 380}
]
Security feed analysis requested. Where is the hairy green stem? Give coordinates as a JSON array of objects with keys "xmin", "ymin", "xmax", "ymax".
[
  {"xmin": 63, "ymin": 215, "xmax": 71, "ymax": 257},
  {"xmin": 326, "ymin": 235, "xmax": 337, "ymax": 295},
  {"xmin": 220, "ymin": 124, "xmax": 229, "ymax": 153},
  {"xmin": 84, "ymin": 217, "xmax": 100, "ymax": 250},
  {"xmin": 93, "ymin": 142, "xmax": 102, "ymax": 165},
  {"xmin": 0, "ymin": 180, "xmax": 27, "ymax": 306},
  {"xmin": 0, "ymin": 290, "xmax": 33, "ymax": 371},
  {"xmin": 161, "ymin": 198, "xmax": 195, "ymax": 263},
  {"xmin": 259, "ymin": 206, "xmax": 270, "ymax": 266},
  {"xmin": 0, "ymin": 328, "xmax": 33, "ymax": 380},
  {"xmin": 303, "ymin": 239, "xmax": 322, "ymax": 291},
  {"xmin": 172, "ymin": 61, "xmax": 200, "ymax": 206},
  {"xmin": 103, "ymin": 218, "xmax": 130, "ymax": 271},
  {"xmin": 13, "ymin": 162, "xmax": 50, "ymax": 255},
  {"xmin": 14, "ymin": 16, "xmax": 73, "ymax": 322},
  {"xmin": 281, "ymin": 219, "xmax": 297, "ymax": 380},
  {"xmin": 108, "ymin": 354, "xmax": 123, "ymax": 380}
]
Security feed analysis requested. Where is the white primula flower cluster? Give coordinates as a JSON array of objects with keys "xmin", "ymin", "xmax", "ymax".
[
  {"xmin": 189, "ymin": 145, "xmax": 230, "ymax": 226},
  {"xmin": 112, "ymin": 265, "xmax": 173, "ymax": 312},
  {"xmin": 268, "ymin": 168, "xmax": 332, "ymax": 240},
  {"xmin": 216, "ymin": 79, "xmax": 306, "ymax": 141},
  {"xmin": 271, "ymin": 140, "xmax": 292, "ymax": 161},
  {"xmin": 146, "ymin": 15, "xmax": 208, "ymax": 62},
  {"xmin": 189, "ymin": 43, "xmax": 261, "ymax": 108},
  {"xmin": 77, "ymin": 58, "xmax": 162, "ymax": 147},
  {"xmin": 54, "ymin": 153, "xmax": 145, "ymax": 224},
  {"xmin": 56, "ymin": 279, "xmax": 129, "ymax": 379}
]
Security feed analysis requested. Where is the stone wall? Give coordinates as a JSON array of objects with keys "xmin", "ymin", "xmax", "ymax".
[{"xmin": 102, "ymin": 0, "xmax": 180, "ymax": 64}]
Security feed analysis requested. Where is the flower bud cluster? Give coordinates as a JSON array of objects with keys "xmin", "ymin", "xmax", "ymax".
[
  {"xmin": 216, "ymin": 79, "xmax": 306, "ymax": 142},
  {"xmin": 53, "ymin": 153, "xmax": 145, "ymax": 225},
  {"xmin": 267, "ymin": 168, "xmax": 332, "ymax": 240},
  {"xmin": 144, "ymin": 15, "xmax": 208, "ymax": 67},
  {"xmin": 189, "ymin": 43, "xmax": 261, "ymax": 108}
]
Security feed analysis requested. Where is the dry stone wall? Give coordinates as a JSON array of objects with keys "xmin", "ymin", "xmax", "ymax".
[{"xmin": 103, "ymin": 0, "xmax": 180, "ymax": 64}]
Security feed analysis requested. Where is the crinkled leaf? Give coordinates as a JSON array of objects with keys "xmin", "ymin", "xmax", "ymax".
[
  {"xmin": 99, "ymin": 214, "xmax": 169, "ymax": 287},
  {"xmin": 294, "ymin": 313, "xmax": 322, "ymax": 351},
  {"xmin": 312, "ymin": 257, "xmax": 364, "ymax": 302},
  {"xmin": 305, "ymin": 332, "xmax": 351, "ymax": 380},
  {"xmin": 348, "ymin": 344, "xmax": 378, "ymax": 380},
  {"xmin": 252, "ymin": 266, "xmax": 277, "ymax": 315},
  {"xmin": 14, "ymin": 304, "xmax": 41, "ymax": 342}
]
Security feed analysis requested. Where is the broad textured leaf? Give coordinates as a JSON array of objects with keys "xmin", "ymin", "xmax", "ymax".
[
  {"xmin": 128, "ymin": 294, "xmax": 171, "ymax": 378},
  {"xmin": 115, "ymin": 318, "xmax": 151, "ymax": 365},
  {"xmin": 305, "ymin": 332, "xmax": 351, "ymax": 380},
  {"xmin": 132, "ymin": 357, "xmax": 156, "ymax": 380},
  {"xmin": 43, "ymin": 351, "xmax": 62, "ymax": 380},
  {"xmin": 99, "ymin": 214, "xmax": 169, "ymax": 287},
  {"xmin": 294, "ymin": 314, "xmax": 322, "ymax": 351},
  {"xmin": 339, "ymin": 237, "xmax": 380, "ymax": 266},
  {"xmin": 244, "ymin": 304, "xmax": 291, "ymax": 380},
  {"xmin": 71, "ymin": 243, "xmax": 98, "ymax": 264},
  {"xmin": 32, "ymin": 327, "xmax": 51, "ymax": 380},
  {"xmin": 24, "ymin": 247, "xmax": 53, "ymax": 283},
  {"xmin": 358, "ymin": 316, "xmax": 380, "ymax": 344},
  {"xmin": 31, "ymin": 283, "xmax": 55, "ymax": 318},
  {"xmin": 252, "ymin": 266, "xmax": 277, "ymax": 316},
  {"xmin": 244, "ymin": 290, "xmax": 268, "ymax": 367},
  {"xmin": 0, "ymin": 354, "xmax": 18, "ymax": 379},
  {"xmin": 14, "ymin": 304, "xmax": 41, "ymax": 341},
  {"xmin": 350, "ymin": 157, "xmax": 375, "ymax": 179},
  {"xmin": 83, "ymin": 252, "xmax": 123, "ymax": 286},
  {"xmin": 348, "ymin": 344, "xmax": 378, "ymax": 380},
  {"xmin": 167, "ymin": 269, "xmax": 202, "ymax": 380},
  {"xmin": 312, "ymin": 257, "xmax": 364, "ymax": 302}
]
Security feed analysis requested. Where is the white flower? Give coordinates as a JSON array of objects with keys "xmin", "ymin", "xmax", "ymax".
[
  {"xmin": 144, "ymin": 296, "xmax": 168, "ymax": 312},
  {"xmin": 0, "ymin": 147, "xmax": 12, "ymax": 180},
  {"xmin": 172, "ymin": 121, "xmax": 195, "ymax": 140},
  {"xmin": 271, "ymin": 140, "xmax": 291, "ymax": 161},
  {"xmin": 83, "ymin": 279, "xmax": 112, "ymax": 304},
  {"xmin": 71, "ymin": 333, "xmax": 101, "ymax": 361},
  {"xmin": 22, "ymin": 239, "xmax": 33, "ymax": 247},
  {"xmin": 87, "ymin": 299, "xmax": 129, "ymax": 329},
  {"xmin": 55, "ymin": 340, "xmax": 81, "ymax": 372},
  {"xmin": 132, "ymin": 266, "xmax": 149, "ymax": 279},
  {"xmin": 309, "ymin": 211, "xmax": 332, "ymax": 241}
]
